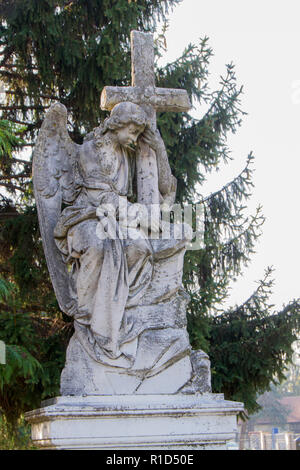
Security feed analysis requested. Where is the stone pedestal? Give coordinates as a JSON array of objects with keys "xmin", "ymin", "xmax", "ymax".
[{"xmin": 25, "ymin": 394, "xmax": 243, "ymax": 450}]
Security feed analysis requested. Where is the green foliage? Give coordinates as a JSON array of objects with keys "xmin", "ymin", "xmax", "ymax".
[
  {"xmin": 0, "ymin": 119, "xmax": 26, "ymax": 196},
  {"xmin": 209, "ymin": 268, "xmax": 300, "ymax": 414},
  {"xmin": 0, "ymin": 0, "xmax": 180, "ymax": 136},
  {"xmin": 0, "ymin": 0, "xmax": 182, "ymax": 446},
  {"xmin": 0, "ymin": 304, "xmax": 69, "ymax": 426},
  {"xmin": 0, "ymin": 0, "xmax": 299, "ymax": 439},
  {"xmin": 158, "ymin": 54, "xmax": 245, "ymax": 201},
  {"xmin": 1, "ymin": 206, "xmax": 51, "ymax": 299},
  {"xmin": 0, "ymin": 120, "xmax": 24, "ymax": 157},
  {"xmin": 0, "ymin": 414, "xmax": 35, "ymax": 449},
  {"xmin": 0, "ymin": 343, "xmax": 42, "ymax": 404},
  {"xmin": 1, "ymin": 344, "xmax": 41, "ymax": 387},
  {"xmin": 0, "ymin": 277, "xmax": 14, "ymax": 300},
  {"xmin": 0, "ymin": 276, "xmax": 70, "ymax": 433}
]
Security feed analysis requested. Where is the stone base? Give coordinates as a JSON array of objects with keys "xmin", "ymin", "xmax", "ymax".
[{"xmin": 25, "ymin": 394, "xmax": 243, "ymax": 450}]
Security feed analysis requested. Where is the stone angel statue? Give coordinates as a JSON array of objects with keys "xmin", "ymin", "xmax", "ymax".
[{"xmin": 33, "ymin": 101, "xmax": 211, "ymax": 395}]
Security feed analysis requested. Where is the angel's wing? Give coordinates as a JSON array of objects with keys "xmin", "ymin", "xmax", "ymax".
[{"xmin": 33, "ymin": 103, "xmax": 80, "ymax": 316}]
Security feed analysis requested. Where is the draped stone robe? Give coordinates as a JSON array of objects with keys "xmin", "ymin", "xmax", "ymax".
[{"xmin": 54, "ymin": 129, "xmax": 193, "ymax": 394}]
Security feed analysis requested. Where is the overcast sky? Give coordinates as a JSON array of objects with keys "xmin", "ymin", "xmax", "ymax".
[{"xmin": 158, "ymin": 0, "xmax": 300, "ymax": 310}]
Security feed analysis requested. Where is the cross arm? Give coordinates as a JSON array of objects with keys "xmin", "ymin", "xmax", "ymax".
[
  {"xmin": 101, "ymin": 86, "xmax": 191, "ymax": 113},
  {"xmin": 152, "ymin": 88, "xmax": 191, "ymax": 112},
  {"xmin": 101, "ymin": 86, "xmax": 138, "ymax": 111}
]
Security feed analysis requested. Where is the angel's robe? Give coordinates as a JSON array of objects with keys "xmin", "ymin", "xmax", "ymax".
[
  {"xmin": 54, "ymin": 131, "xmax": 191, "ymax": 378},
  {"xmin": 54, "ymin": 132, "xmax": 155, "ymax": 364}
]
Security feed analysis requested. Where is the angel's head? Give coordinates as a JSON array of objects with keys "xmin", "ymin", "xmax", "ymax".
[{"xmin": 101, "ymin": 102, "xmax": 147, "ymax": 149}]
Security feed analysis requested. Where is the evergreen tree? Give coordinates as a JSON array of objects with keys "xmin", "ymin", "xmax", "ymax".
[{"xmin": 0, "ymin": 0, "xmax": 299, "ymax": 438}]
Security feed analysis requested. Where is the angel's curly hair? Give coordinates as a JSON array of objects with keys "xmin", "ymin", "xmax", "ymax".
[{"xmin": 101, "ymin": 101, "xmax": 147, "ymax": 133}]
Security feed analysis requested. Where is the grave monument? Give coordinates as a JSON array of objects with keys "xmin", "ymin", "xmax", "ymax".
[{"xmin": 25, "ymin": 31, "xmax": 243, "ymax": 449}]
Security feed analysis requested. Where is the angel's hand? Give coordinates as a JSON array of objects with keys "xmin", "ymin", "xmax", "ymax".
[{"xmin": 139, "ymin": 127, "xmax": 162, "ymax": 152}]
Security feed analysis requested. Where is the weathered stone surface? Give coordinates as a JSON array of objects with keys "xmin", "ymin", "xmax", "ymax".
[
  {"xmin": 180, "ymin": 350, "xmax": 212, "ymax": 394},
  {"xmin": 61, "ymin": 333, "xmax": 193, "ymax": 396},
  {"xmin": 34, "ymin": 30, "xmax": 209, "ymax": 403},
  {"xmin": 60, "ymin": 335, "xmax": 142, "ymax": 396},
  {"xmin": 101, "ymin": 30, "xmax": 191, "ymax": 207},
  {"xmin": 101, "ymin": 86, "xmax": 191, "ymax": 113},
  {"xmin": 25, "ymin": 394, "xmax": 244, "ymax": 450},
  {"xmin": 135, "ymin": 357, "xmax": 192, "ymax": 394},
  {"xmin": 34, "ymin": 98, "xmax": 196, "ymax": 396},
  {"xmin": 28, "ymin": 29, "xmax": 244, "ymax": 451},
  {"xmin": 60, "ymin": 241, "xmax": 194, "ymax": 395}
]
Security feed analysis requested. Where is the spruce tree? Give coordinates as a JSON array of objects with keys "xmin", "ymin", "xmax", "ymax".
[{"xmin": 0, "ymin": 0, "xmax": 299, "ymax": 440}]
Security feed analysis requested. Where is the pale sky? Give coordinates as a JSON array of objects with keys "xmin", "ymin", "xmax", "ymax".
[{"xmin": 158, "ymin": 0, "xmax": 300, "ymax": 310}]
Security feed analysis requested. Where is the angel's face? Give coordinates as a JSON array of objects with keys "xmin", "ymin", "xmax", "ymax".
[{"xmin": 115, "ymin": 123, "xmax": 145, "ymax": 149}]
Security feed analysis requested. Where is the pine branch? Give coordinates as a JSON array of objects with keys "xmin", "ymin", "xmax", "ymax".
[
  {"xmin": 0, "ymin": 212, "xmax": 20, "ymax": 220},
  {"xmin": 224, "ymin": 267, "xmax": 275, "ymax": 317},
  {"xmin": 219, "ymin": 205, "xmax": 265, "ymax": 252},
  {"xmin": 17, "ymin": 143, "xmax": 34, "ymax": 148},
  {"xmin": 0, "ymin": 119, "xmax": 42, "ymax": 129},
  {"xmin": 0, "ymin": 182, "xmax": 26, "ymax": 192},
  {"xmin": 210, "ymin": 206, "xmax": 265, "ymax": 280},
  {"xmin": 201, "ymin": 153, "xmax": 254, "ymax": 204},
  {"xmin": 12, "ymin": 157, "xmax": 31, "ymax": 165},
  {"xmin": 4, "ymin": 90, "xmax": 59, "ymax": 101},
  {"xmin": 0, "ymin": 105, "xmax": 49, "ymax": 111},
  {"xmin": 0, "ymin": 64, "xmax": 39, "ymax": 71},
  {"xmin": 0, "ymin": 70, "xmax": 40, "ymax": 82},
  {"xmin": 0, "ymin": 302, "xmax": 46, "ymax": 314},
  {"xmin": 202, "ymin": 63, "xmax": 245, "ymax": 129},
  {"xmin": 0, "ymin": 46, "xmax": 14, "ymax": 68},
  {"xmin": 0, "ymin": 171, "xmax": 30, "ymax": 180}
]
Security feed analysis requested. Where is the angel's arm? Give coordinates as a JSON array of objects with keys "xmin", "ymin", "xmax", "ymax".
[{"xmin": 139, "ymin": 128, "xmax": 177, "ymax": 205}]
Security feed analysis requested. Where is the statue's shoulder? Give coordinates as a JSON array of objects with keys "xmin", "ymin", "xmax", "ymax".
[
  {"xmin": 83, "ymin": 125, "xmax": 105, "ymax": 145},
  {"xmin": 82, "ymin": 126, "xmax": 111, "ymax": 152},
  {"xmin": 80, "ymin": 127, "xmax": 113, "ymax": 172}
]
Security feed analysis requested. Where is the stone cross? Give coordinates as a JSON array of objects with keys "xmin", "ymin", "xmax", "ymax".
[{"xmin": 101, "ymin": 30, "xmax": 191, "ymax": 206}]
